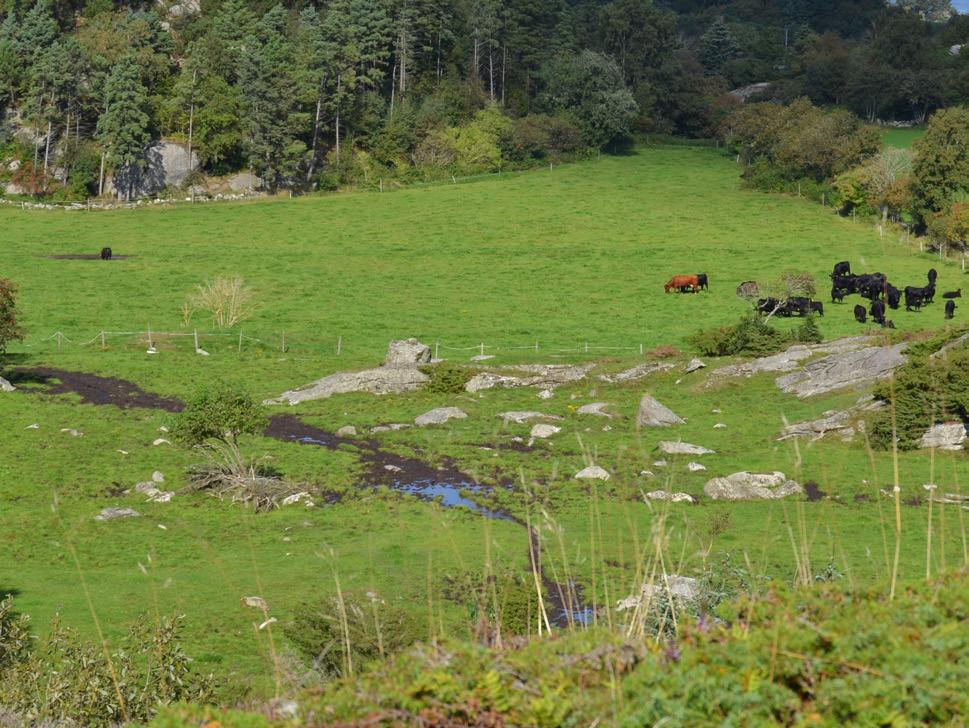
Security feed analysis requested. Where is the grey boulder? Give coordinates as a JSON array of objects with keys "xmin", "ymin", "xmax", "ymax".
[
  {"xmin": 0, "ymin": 376, "xmax": 13, "ymax": 392},
  {"xmin": 658, "ymin": 441, "xmax": 714, "ymax": 456},
  {"xmin": 704, "ymin": 471, "xmax": 802, "ymax": 500},
  {"xmin": 415, "ymin": 407, "xmax": 467, "ymax": 426},
  {"xmin": 95, "ymin": 507, "xmax": 140, "ymax": 521},
  {"xmin": 775, "ymin": 343, "xmax": 908, "ymax": 398},
  {"xmin": 385, "ymin": 338, "xmax": 432, "ymax": 366},
  {"xmin": 920, "ymin": 422, "xmax": 967, "ymax": 451},
  {"xmin": 636, "ymin": 395, "xmax": 684, "ymax": 428}
]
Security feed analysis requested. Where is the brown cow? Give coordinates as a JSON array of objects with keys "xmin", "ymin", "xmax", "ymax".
[{"xmin": 665, "ymin": 275, "xmax": 700, "ymax": 293}]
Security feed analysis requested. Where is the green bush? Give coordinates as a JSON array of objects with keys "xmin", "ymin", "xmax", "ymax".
[
  {"xmin": 794, "ymin": 315, "xmax": 823, "ymax": 344},
  {"xmin": 419, "ymin": 362, "xmax": 474, "ymax": 394},
  {"xmin": 285, "ymin": 591, "xmax": 423, "ymax": 679},
  {"xmin": 690, "ymin": 313, "xmax": 789, "ymax": 357},
  {"xmin": 172, "ymin": 386, "xmax": 267, "ymax": 449},
  {"xmin": 868, "ymin": 340, "xmax": 969, "ymax": 450}
]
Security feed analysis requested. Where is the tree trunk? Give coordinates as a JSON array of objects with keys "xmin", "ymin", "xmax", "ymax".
[
  {"xmin": 335, "ymin": 76, "xmax": 342, "ymax": 163},
  {"xmin": 98, "ymin": 150, "xmax": 105, "ymax": 196},
  {"xmin": 472, "ymin": 39, "xmax": 480, "ymax": 88},
  {"xmin": 488, "ymin": 47, "xmax": 494, "ymax": 101},
  {"xmin": 501, "ymin": 45, "xmax": 506, "ymax": 106},
  {"xmin": 306, "ymin": 78, "xmax": 325, "ymax": 183},
  {"xmin": 43, "ymin": 118, "xmax": 52, "ymax": 183},
  {"xmin": 187, "ymin": 69, "xmax": 196, "ymax": 192},
  {"xmin": 398, "ymin": 30, "xmax": 406, "ymax": 97},
  {"xmin": 390, "ymin": 61, "xmax": 397, "ymax": 114}
]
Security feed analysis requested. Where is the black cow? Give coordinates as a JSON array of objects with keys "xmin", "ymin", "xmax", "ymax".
[
  {"xmin": 832, "ymin": 261, "xmax": 851, "ymax": 277},
  {"xmin": 946, "ymin": 300, "xmax": 956, "ymax": 320},
  {"xmin": 943, "ymin": 289, "xmax": 962, "ymax": 299},
  {"xmin": 831, "ymin": 286, "xmax": 848, "ymax": 303},
  {"xmin": 870, "ymin": 299, "xmax": 886, "ymax": 325},
  {"xmin": 854, "ymin": 304, "xmax": 867, "ymax": 324},
  {"xmin": 857, "ymin": 273, "xmax": 887, "ymax": 300},
  {"xmin": 832, "ymin": 273, "xmax": 859, "ymax": 293},
  {"xmin": 886, "ymin": 284, "xmax": 901, "ymax": 310},
  {"xmin": 757, "ymin": 297, "xmax": 779, "ymax": 314},
  {"xmin": 809, "ymin": 301, "xmax": 824, "ymax": 317},
  {"xmin": 696, "ymin": 273, "xmax": 709, "ymax": 290},
  {"xmin": 924, "ymin": 284, "xmax": 936, "ymax": 304},
  {"xmin": 928, "ymin": 268, "xmax": 938, "ymax": 286},
  {"xmin": 905, "ymin": 287, "xmax": 925, "ymax": 311},
  {"xmin": 100, "ymin": 247, "xmax": 112, "ymax": 260}
]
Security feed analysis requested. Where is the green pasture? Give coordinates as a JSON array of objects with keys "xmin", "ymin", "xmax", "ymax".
[
  {"xmin": 881, "ymin": 126, "xmax": 925, "ymax": 149},
  {"xmin": 1, "ymin": 146, "xmax": 967, "ymax": 698}
]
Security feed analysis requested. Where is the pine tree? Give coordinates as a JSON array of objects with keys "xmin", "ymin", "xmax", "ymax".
[
  {"xmin": 96, "ymin": 55, "xmax": 150, "ymax": 201},
  {"xmin": 239, "ymin": 4, "xmax": 305, "ymax": 192},
  {"xmin": 209, "ymin": 0, "xmax": 257, "ymax": 83},
  {"xmin": 700, "ymin": 16, "xmax": 738, "ymax": 74}
]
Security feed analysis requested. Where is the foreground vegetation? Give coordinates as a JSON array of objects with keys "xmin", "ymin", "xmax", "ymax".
[{"xmin": 1, "ymin": 146, "xmax": 968, "ymax": 720}]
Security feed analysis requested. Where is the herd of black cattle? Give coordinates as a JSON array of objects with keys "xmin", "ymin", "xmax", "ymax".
[{"xmin": 750, "ymin": 261, "xmax": 960, "ymax": 328}]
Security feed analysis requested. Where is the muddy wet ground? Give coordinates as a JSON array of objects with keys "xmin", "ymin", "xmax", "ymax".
[
  {"xmin": 9, "ymin": 367, "xmax": 184, "ymax": 411},
  {"xmin": 44, "ymin": 254, "xmax": 133, "ymax": 260}
]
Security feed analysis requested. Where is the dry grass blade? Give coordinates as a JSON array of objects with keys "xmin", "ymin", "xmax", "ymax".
[{"xmin": 183, "ymin": 275, "xmax": 255, "ymax": 329}]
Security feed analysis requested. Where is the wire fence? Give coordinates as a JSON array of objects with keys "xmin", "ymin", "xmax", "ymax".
[{"xmin": 16, "ymin": 328, "xmax": 655, "ymax": 361}]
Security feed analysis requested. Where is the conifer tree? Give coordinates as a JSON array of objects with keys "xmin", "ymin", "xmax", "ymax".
[
  {"xmin": 700, "ymin": 16, "xmax": 738, "ymax": 74},
  {"xmin": 96, "ymin": 54, "xmax": 150, "ymax": 201}
]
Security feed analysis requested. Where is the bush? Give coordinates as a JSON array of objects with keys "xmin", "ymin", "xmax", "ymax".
[
  {"xmin": 867, "ymin": 340, "xmax": 969, "ymax": 450},
  {"xmin": 173, "ymin": 386, "xmax": 267, "ymax": 449},
  {"xmin": 0, "ymin": 277, "xmax": 24, "ymax": 354},
  {"xmin": 690, "ymin": 314, "xmax": 789, "ymax": 357},
  {"xmin": 794, "ymin": 315, "xmax": 822, "ymax": 344},
  {"xmin": 285, "ymin": 591, "xmax": 422, "ymax": 679},
  {"xmin": 419, "ymin": 362, "xmax": 474, "ymax": 394}
]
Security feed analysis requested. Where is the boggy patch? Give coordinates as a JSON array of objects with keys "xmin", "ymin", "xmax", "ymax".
[
  {"xmin": 44, "ymin": 254, "xmax": 133, "ymax": 260},
  {"xmin": 9, "ymin": 367, "xmax": 184, "ymax": 411}
]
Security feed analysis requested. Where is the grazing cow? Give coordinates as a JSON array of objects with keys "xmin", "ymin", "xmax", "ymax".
[
  {"xmin": 886, "ymin": 284, "xmax": 901, "ymax": 310},
  {"xmin": 832, "ymin": 273, "xmax": 859, "ymax": 293},
  {"xmin": 665, "ymin": 275, "xmax": 700, "ymax": 293},
  {"xmin": 905, "ymin": 287, "xmax": 925, "ymax": 311},
  {"xmin": 100, "ymin": 247, "xmax": 112, "ymax": 260},
  {"xmin": 870, "ymin": 299, "xmax": 886, "ymax": 325},
  {"xmin": 946, "ymin": 300, "xmax": 956, "ymax": 320},
  {"xmin": 696, "ymin": 273, "xmax": 709, "ymax": 290},
  {"xmin": 928, "ymin": 268, "xmax": 938, "ymax": 285},
  {"xmin": 757, "ymin": 297, "xmax": 782, "ymax": 315},
  {"xmin": 924, "ymin": 284, "xmax": 936, "ymax": 304},
  {"xmin": 854, "ymin": 304, "xmax": 867, "ymax": 324},
  {"xmin": 943, "ymin": 289, "xmax": 961, "ymax": 299},
  {"xmin": 809, "ymin": 301, "xmax": 824, "ymax": 317},
  {"xmin": 832, "ymin": 261, "xmax": 851, "ymax": 277},
  {"xmin": 831, "ymin": 286, "xmax": 848, "ymax": 303},
  {"xmin": 857, "ymin": 273, "xmax": 887, "ymax": 300}
]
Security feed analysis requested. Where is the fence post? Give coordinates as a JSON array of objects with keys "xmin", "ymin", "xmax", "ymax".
[
  {"xmin": 584, "ymin": 341, "xmax": 589, "ymax": 353},
  {"xmin": 238, "ymin": 330, "xmax": 243, "ymax": 354},
  {"xmin": 281, "ymin": 331, "xmax": 286, "ymax": 354},
  {"xmin": 147, "ymin": 325, "xmax": 153, "ymax": 349},
  {"xmin": 479, "ymin": 342, "xmax": 484, "ymax": 356},
  {"xmin": 434, "ymin": 341, "xmax": 440, "ymax": 359},
  {"xmin": 535, "ymin": 341, "xmax": 539, "ymax": 352},
  {"xmin": 337, "ymin": 336, "xmax": 343, "ymax": 355},
  {"xmin": 640, "ymin": 343, "xmax": 644, "ymax": 356},
  {"xmin": 193, "ymin": 330, "xmax": 199, "ymax": 351},
  {"xmin": 100, "ymin": 331, "xmax": 106, "ymax": 350}
]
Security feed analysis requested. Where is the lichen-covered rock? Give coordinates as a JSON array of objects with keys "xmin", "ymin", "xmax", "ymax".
[
  {"xmin": 385, "ymin": 338, "xmax": 432, "ymax": 366},
  {"xmin": 920, "ymin": 422, "xmax": 967, "ymax": 451},
  {"xmin": 0, "ymin": 376, "xmax": 14, "ymax": 392},
  {"xmin": 574, "ymin": 465, "xmax": 610, "ymax": 481},
  {"xmin": 775, "ymin": 343, "xmax": 908, "ymax": 398},
  {"xmin": 94, "ymin": 507, "xmax": 140, "ymax": 521},
  {"xmin": 415, "ymin": 407, "xmax": 467, "ymax": 426},
  {"xmin": 658, "ymin": 441, "xmax": 715, "ymax": 456}
]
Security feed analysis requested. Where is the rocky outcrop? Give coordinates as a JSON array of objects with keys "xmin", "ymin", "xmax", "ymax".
[
  {"xmin": 920, "ymin": 422, "xmax": 967, "ymax": 451},
  {"xmin": 685, "ymin": 358, "xmax": 706, "ymax": 373},
  {"xmin": 636, "ymin": 395, "xmax": 684, "ymax": 428},
  {"xmin": 599, "ymin": 362, "xmax": 674, "ymax": 384},
  {"xmin": 268, "ymin": 339, "xmax": 432, "ymax": 405},
  {"xmin": 529, "ymin": 423, "xmax": 561, "ymax": 441},
  {"xmin": 107, "ymin": 141, "xmax": 200, "ymax": 199},
  {"xmin": 415, "ymin": 407, "xmax": 467, "ymax": 426},
  {"xmin": 499, "ymin": 411, "xmax": 560, "ymax": 424},
  {"xmin": 336, "ymin": 425, "xmax": 357, "ymax": 437},
  {"xmin": 645, "ymin": 491, "xmax": 696, "ymax": 504},
  {"xmin": 94, "ymin": 507, "xmax": 140, "ymax": 521},
  {"xmin": 709, "ymin": 336, "xmax": 874, "ymax": 383},
  {"xmin": 574, "ymin": 465, "xmax": 610, "ymax": 481},
  {"xmin": 704, "ymin": 471, "xmax": 802, "ymax": 500},
  {"xmin": 465, "ymin": 363, "xmax": 594, "ymax": 393},
  {"xmin": 616, "ymin": 575, "xmax": 699, "ymax": 611},
  {"xmin": 0, "ymin": 376, "xmax": 14, "ymax": 392},
  {"xmin": 658, "ymin": 441, "xmax": 714, "ymax": 456},
  {"xmin": 775, "ymin": 343, "xmax": 908, "ymax": 398},
  {"xmin": 385, "ymin": 338, "xmax": 432, "ymax": 366},
  {"xmin": 778, "ymin": 396, "xmax": 885, "ymax": 442}
]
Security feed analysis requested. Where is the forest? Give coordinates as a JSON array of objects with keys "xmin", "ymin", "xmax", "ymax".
[{"xmin": 2, "ymin": 0, "xmax": 969, "ymax": 199}]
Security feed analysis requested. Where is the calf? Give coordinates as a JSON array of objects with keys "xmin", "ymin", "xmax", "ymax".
[
  {"xmin": 696, "ymin": 273, "xmax": 709, "ymax": 290},
  {"xmin": 854, "ymin": 304, "xmax": 867, "ymax": 324},
  {"xmin": 946, "ymin": 300, "xmax": 957, "ymax": 320},
  {"xmin": 905, "ymin": 287, "xmax": 924, "ymax": 311},
  {"xmin": 870, "ymin": 299, "xmax": 886, "ymax": 325},
  {"xmin": 100, "ymin": 247, "xmax": 112, "ymax": 260},
  {"xmin": 831, "ymin": 286, "xmax": 848, "ymax": 303},
  {"xmin": 942, "ymin": 289, "xmax": 962, "ymax": 299}
]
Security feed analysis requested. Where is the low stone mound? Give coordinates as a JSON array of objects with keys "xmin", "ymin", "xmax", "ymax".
[
  {"xmin": 498, "ymin": 411, "xmax": 560, "ymax": 424},
  {"xmin": 95, "ymin": 507, "xmax": 140, "ymax": 521},
  {"xmin": 658, "ymin": 441, "xmax": 714, "ymax": 456},
  {"xmin": 577, "ymin": 402, "xmax": 613, "ymax": 417},
  {"xmin": 645, "ymin": 490, "xmax": 695, "ymax": 504},
  {"xmin": 465, "ymin": 363, "xmax": 594, "ymax": 393},
  {"xmin": 704, "ymin": 471, "xmax": 802, "ymax": 500},
  {"xmin": 414, "ymin": 407, "xmax": 467, "ymax": 426},
  {"xmin": 775, "ymin": 343, "xmax": 908, "ymax": 398},
  {"xmin": 599, "ymin": 362, "xmax": 675, "ymax": 384},
  {"xmin": 574, "ymin": 465, "xmax": 610, "ymax": 481},
  {"xmin": 0, "ymin": 376, "xmax": 14, "ymax": 392}
]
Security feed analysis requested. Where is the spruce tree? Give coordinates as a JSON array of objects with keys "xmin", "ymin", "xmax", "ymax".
[
  {"xmin": 96, "ymin": 55, "xmax": 150, "ymax": 201},
  {"xmin": 700, "ymin": 16, "xmax": 738, "ymax": 74}
]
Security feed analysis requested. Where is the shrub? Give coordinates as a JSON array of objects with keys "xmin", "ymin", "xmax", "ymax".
[
  {"xmin": 0, "ymin": 277, "xmax": 24, "ymax": 354},
  {"xmin": 690, "ymin": 314, "xmax": 788, "ymax": 357},
  {"xmin": 173, "ymin": 387, "xmax": 267, "ymax": 450},
  {"xmin": 285, "ymin": 591, "xmax": 422, "ymax": 679},
  {"xmin": 794, "ymin": 315, "xmax": 822, "ymax": 344},
  {"xmin": 419, "ymin": 362, "xmax": 474, "ymax": 394},
  {"xmin": 867, "ymin": 341, "xmax": 969, "ymax": 449},
  {"xmin": 182, "ymin": 275, "xmax": 255, "ymax": 329}
]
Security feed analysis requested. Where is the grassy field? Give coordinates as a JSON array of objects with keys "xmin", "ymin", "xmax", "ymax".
[
  {"xmin": 881, "ymin": 126, "xmax": 925, "ymax": 148},
  {"xmin": 1, "ymin": 146, "xmax": 966, "ymax": 700}
]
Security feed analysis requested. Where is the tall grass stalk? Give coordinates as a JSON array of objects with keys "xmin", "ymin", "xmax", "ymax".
[{"xmin": 888, "ymin": 376, "xmax": 903, "ymax": 600}]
